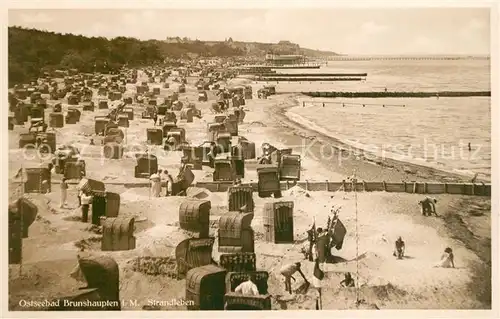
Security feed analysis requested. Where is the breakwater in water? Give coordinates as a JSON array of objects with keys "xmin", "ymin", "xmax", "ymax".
[
  {"xmin": 269, "ymin": 65, "xmax": 321, "ymax": 69},
  {"xmin": 301, "ymin": 91, "xmax": 491, "ymax": 98},
  {"xmin": 259, "ymin": 77, "xmax": 364, "ymax": 82},
  {"xmin": 259, "ymin": 73, "xmax": 368, "ymax": 77}
]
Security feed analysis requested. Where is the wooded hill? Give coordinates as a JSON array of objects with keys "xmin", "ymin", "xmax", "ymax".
[{"xmin": 8, "ymin": 26, "xmax": 338, "ymax": 86}]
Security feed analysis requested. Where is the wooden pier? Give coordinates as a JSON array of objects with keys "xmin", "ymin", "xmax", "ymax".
[
  {"xmin": 327, "ymin": 55, "xmax": 490, "ymax": 61},
  {"xmin": 268, "ymin": 65, "xmax": 321, "ymax": 69},
  {"xmin": 301, "ymin": 91, "xmax": 491, "ymax": 98}
]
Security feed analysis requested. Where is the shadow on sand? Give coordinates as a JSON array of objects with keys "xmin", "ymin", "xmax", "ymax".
[{"xmin": 325, "ymin": 255, "xmax": 348, "ymax": 264}]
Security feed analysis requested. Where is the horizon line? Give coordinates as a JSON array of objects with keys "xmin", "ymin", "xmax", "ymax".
[{"xmin": 8, "ymin": 25, "xmax": 491, "ymax": 57}]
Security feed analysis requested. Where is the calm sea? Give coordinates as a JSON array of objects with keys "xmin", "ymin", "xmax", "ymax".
[{"xmin": 272, "ymin": 59, "xmax": 491, "ymax": 181}]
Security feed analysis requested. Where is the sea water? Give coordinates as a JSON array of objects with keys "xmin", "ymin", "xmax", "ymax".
[{"xmin": 271, "ymin": 59, "xmax": 491, "ymax": 180}]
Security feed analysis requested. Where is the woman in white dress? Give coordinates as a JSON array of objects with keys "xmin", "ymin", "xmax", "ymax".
[
  {"xmin": 150, "ymin": 172, "xmax": 161, "ymax": 197},
  {"xmin": 434, "ymin": 247, "xmax": 455, "ymax": 268}
]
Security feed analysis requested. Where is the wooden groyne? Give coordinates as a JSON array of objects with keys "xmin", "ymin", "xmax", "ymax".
[
  {"xmin": 303, "ymin": 100, "xmax": 407, "ymax": 107},
  {"xmin": 259, "ymin": 73, "xmax": 368, "ymax": 77},
  {"xmin": 259, "ymin": 77, "xmax": 364, "ymax": 82},
  {"xmin": 302, "ymin": 91, "xmax": 491, "ymax": 98}
]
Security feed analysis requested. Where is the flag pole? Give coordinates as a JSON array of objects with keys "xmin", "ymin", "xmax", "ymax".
[
  {"xmin": 19, "ymin": 165, "xmax": 24, "ymax": 277},
  {"xmin": 319, "ymin": 287, "xmax": 322, "ymax": 310}
]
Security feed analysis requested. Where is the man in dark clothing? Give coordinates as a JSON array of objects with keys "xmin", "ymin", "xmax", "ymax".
[
  {"xmin": 394, "ymin": 236, "xmax": 405, "ymax": 259},
  {"xmin": 153, "ymin": 113, "xmax": 158, "ymax": 126},
  {"xmin": 208, "ymin": 142, "xmax": 218, "ymax": 168},
  {"xmin": 80, "ymin": 191, "xmax": 92, "ymax": 223},
  {"xmin": 163, "ymin": 170, "xmax": 174, "ymax": 196}
]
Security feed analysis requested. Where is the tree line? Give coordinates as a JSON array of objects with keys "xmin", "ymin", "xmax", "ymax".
[{"xmin": 8, "ymin": 26, "xmax": 245, "ymax": 87}]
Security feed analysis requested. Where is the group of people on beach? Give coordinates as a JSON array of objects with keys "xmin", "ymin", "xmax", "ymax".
[
  {"xmin": 150, "ymin": 168, "xmax": 174, "ymax": 197},
  {"xmin": 282, "ymin": 201, "xmax": 456, "ymax": 300},
  {"xmin": 59, "ymin": 177, "xmax": 94, "ymax": 223},
  {"xmin": 419, "ymin": 196, "xmax": 439, "ymax": 216}
]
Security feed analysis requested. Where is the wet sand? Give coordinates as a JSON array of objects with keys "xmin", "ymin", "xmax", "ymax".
[{"xmin": 263, "ymin": 93, "xmax": 478, "ymax": 183}]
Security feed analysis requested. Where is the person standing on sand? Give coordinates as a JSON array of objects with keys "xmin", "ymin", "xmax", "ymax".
[
  {"xmin": 80, "ymin": 191, "xmax": 93, "ymax": 223},
  {"xmin": 150, "ymin": 172, "xmax": 161, "ymax": 197},
  {"xmin": 394, "ymin": 236, "xmax": 405, "ymax": 259},
  {"xmin": 434, "ymin": 247, "xmax": 455, "ymax": 268},
  {"xmin": 163, "ymin": 170, "xmax": 174, "ymax": 196},
  {"xmin": 153, "ymin": 112, "xmax": 158, "ymax": 126},
  {"xmin": 60, "ymin": 178, "xmax": 68, "ymax": 208},
  {"xmin": 207, "ymin": 142, "xmax": 218, "ymax": 168}
]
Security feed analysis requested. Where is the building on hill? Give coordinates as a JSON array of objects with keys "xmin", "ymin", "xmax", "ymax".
[
  {"xmin": 265, "ymin": 52, "xmax": 305, "ymax": 65},
  {"xmin": 274, "ymin": 40, "xmax": 301, "ymax": 54},
  {"xmin": 165, "ymin": 37, "xmax": 182, "ymax": 43}
]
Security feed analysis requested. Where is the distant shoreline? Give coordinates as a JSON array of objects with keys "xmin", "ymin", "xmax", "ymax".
[{"xmin": 266, "ymin": 94, "xmax": 488, "ymax": 184}]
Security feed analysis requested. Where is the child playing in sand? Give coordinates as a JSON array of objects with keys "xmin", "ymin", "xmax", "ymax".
[
  {"xmin": 434, "ymin": 247, "xmax": 455, "ymax": 268},
  {"xmin": 340, "ymin": 272, "xmax": 355, "ymax": 287}
]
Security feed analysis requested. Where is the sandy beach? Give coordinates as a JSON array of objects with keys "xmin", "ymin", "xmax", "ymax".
[{"xmin": 8, "ymin": 75, "xmax": 492, "ymax": 310}]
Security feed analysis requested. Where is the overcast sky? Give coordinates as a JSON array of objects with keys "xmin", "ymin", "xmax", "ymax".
[{"xmin": 8, "ymin": 8, "xmax": 490, "ymax": 55}]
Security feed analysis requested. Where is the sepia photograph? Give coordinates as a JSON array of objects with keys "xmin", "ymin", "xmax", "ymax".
[{"xmin": 3, "ymin": 1, "xmax": 497, "ymax": 316}]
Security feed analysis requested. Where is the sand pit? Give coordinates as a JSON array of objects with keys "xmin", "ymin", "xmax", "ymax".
[{"xmin": 8, "ymin": 74, "xmax": 491, "ymax": 311}]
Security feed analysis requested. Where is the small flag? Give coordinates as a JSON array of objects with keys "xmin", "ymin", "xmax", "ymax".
[{"xmin": 313, "ymin": 259, "xmax": 325, "ymax": 281}]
